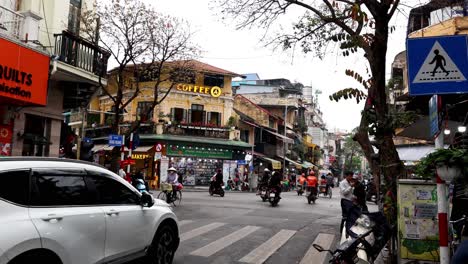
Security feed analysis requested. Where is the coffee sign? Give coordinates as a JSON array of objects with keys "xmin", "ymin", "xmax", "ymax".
[{"xmin": 176, "ymin": 84, "xmax": 222, "ymax": 98}]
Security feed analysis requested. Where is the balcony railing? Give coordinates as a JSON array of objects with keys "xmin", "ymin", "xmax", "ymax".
[
  {"xmin": 54, "ymin": 31, "xmax": 110, "ymax": 77},
  {"xmin": 0, "ymin": 6, "xmax": 24, "ymax": 39}
]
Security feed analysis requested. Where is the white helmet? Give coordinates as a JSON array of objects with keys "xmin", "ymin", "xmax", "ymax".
[
  {"xmin": 167, "ymin": 167, "xmax": 177, "ymax": 172},
  {"xmin": 264, "ymin": 168, "xmax": 270, "ymax": 172}
]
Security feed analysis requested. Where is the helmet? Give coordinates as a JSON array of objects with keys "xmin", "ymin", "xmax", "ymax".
[
  {"xmin": 264, "ymin": 168, "xmax": 270, "ymax": 172},
  {"xmin": 167, "ymin": 167, "xmax": 177, "ymax": 172}
]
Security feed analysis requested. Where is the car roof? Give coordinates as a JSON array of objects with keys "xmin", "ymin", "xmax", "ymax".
[{"xmin": 0, "ymin": 157, "xmax": 111, "ymax": 174}]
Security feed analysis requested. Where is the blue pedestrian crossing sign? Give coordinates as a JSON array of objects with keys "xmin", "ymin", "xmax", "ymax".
[{"xmin": 407, "ymin": 35, "xmax": 468, "ymax": 96}]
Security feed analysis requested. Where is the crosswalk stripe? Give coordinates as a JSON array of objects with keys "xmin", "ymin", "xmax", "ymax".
[
  {"xmin": 180, "ymin": 222, "xmax": 226, "ymax": 242},
  {"xmin": 190, "ymin": 225, "xmax": 261, "ymax": 257},
  {"xmin": 299, "ymin": 233, "xmax": 335, "ymax": 264},
  {"xmin": 239, "ymin": 229, "xmax": 296, "ymax": 264},
  {"xmin": 178, "ymin": 220, "xmax": 194, "ymax": 226}
]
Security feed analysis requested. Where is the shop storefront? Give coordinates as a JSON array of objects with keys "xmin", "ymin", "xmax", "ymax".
[{"xmin": 0, "ymin": 36, "xmax": 50, "ymax": 157}]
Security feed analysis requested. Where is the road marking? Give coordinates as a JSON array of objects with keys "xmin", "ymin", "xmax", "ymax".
[
  {"xmin": 178, "ymin": 220, "xmax": 194, "ymax": 226},
  {"xmin": 300, "ymin": 233, "xmax": 335, "ymax": 264},
  {"xmin": 190, "ymin": 225, "xmax": 261, "ymax": 257},
  {"xmin": 180, "ymin": 222, "xmax": 226, "ymax": 242},
  {"xmin": 239, "ymin": 229, "xmax": 296, "ymax": 264}
]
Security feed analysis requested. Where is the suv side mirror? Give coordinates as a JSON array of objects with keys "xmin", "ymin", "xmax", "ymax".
[{"xmin": 140, "ymin": 192, "xmax": 154, "ymax": 207}]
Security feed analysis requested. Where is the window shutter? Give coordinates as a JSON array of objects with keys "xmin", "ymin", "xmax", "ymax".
[
  {"xmin": 207, "ymin": 112, "xmax": 212, "ymax": 125},
  {"xmin": 182, "ymin": 109, "xmax": 187, "ymax": 122},
  {"xmin": 170, "ymin": 108, "xmax": 175, "ymax": 121},
  {"xmin": 217, "ymin": 113, "xmax": 221, "ymax": 126},
  {"xmin": 202, "ymin": 111, "xmax": 206, "ymax": 124},
  {"xmin": 188, "ymin": 110, "xmax": 192, "ymax": 123}
]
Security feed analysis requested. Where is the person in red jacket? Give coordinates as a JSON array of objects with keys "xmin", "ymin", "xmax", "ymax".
[{"xmin": 306, "ymin": 171, "xmax": 318, "ymax": 195}]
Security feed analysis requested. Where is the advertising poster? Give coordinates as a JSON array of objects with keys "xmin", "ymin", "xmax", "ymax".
[
  {"xmin": 398, "ymin": 180, "xmax": 440, "ymax": 262},
  {"xmin": 0, "ymin": 125, "xmax": 13, "ymax": 156}
]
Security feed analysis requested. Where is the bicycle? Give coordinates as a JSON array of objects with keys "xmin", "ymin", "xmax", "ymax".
[
  {"xmin": 157, "ymin": 183, "xmax": 182, "ymax": 207},
  {"xmin": 449, "ymin": 215, "xmax": 468, "ymax": 257}
]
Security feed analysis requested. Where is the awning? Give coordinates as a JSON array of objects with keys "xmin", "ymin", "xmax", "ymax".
[
  {"xmin": 241, "ymin": 119, "xmax": 260, "ymax": 128},
  {"xmin": 302, "ymin": 161, "xmax": 316, "ymax": 169},
  {"xmin": 264, "ymin": 129, "xmax": 294, "ymax": 144},
  {"xmin": 284, "ymin": 157, "xmax": 302, "ymax": 169},
  {"xmin": 396, "ymin": 145, "xmax": 436, "ymax": 162},
  {"xmin": 92, "ymin": 145, "xmax": 128, "ymax": 152},
  {"xmin": 132, "ymin": 145, "xmax": 154, "ymax": 152},
  {"xmin": 258, "ymin": 156, "xmax": 282, "ymax": 169}
]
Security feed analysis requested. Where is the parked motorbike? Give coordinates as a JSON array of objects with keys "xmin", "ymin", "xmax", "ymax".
[
  {"xmin": 306, "ymin": 186, "xmax": 317, "ymax": 204},
  {"xmin": 268, "ymin": 187, "xmax": 280, "ymax": 207},
  {"xmin": 257, "ymin": 185, "xmax": 268, "ymax": 202},
  {"xmin": 209, "ymin": 181, "xmax": 225, "ymax": 197},
  {"xmin": 315, "ymin": 208, "xmax": 392, "ymax": 264}
]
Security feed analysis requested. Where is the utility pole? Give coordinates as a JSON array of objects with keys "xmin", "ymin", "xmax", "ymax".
[{"xmin": 283, "ymin": 104, "xmax": 288, "ymax": 173}]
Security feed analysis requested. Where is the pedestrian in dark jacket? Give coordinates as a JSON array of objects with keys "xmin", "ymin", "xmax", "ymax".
[{"xmin": 352, "ymin": 175, "xmax": 368, "ymax": 212}]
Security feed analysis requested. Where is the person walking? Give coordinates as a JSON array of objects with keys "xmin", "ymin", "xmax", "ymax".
[{"xmin": 340, "ymin": 171, "xmax": 356, "ymax": 236}]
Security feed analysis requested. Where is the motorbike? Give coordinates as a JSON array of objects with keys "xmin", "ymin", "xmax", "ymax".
[
  {"xmin": 364, "ymin": 179, "xmax": 378, "ymax": 204},
  {"xmin": 318, "ymin": 184, "xmax": 332, "ymax": 198},
  {"xmin": 268, "ymin": 187, "xmax": 280, "ymax": 207},
  {"xmin": 315, "ymin": 208, "xmax": 392, "ymax": 263},
  {"xmin": 296, "ymin": 184, "xmax": 304, "ymax": 196},
  {"xmin": 306, "ymin": 186, "xmax": 317, "ymax": 204},
  {"xmin": 257, "ymin": 185, "xmax": 268, "ymax": 202},
  {"xmin": 209, "ymin": 180, "xmax": 225, "ymax": 197}
]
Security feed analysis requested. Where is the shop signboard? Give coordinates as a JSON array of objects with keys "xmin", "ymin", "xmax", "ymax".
[
  {"xmin": 397, "ymin": 180, "xmax": 440, "ymax": 262},
  {"xmin": 428, "ymin": 95, "xmax": 439, "ymax": 137},
  {"xmin": 176, "ymin": 84, "xmax": 222, "ymax": 98},
  {"xmin": 0, "ymin": 125, "xmax": 12, "ymax": 156},
  {"xmin": 167, "ymin": 144, "xmax": 232, "ymax": 159},
  {"xmin": 0, "ymin": 37, "xmax": 50, "ymax": 106}
]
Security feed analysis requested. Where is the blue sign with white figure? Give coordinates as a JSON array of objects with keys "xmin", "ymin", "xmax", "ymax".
[{"xmin": 407, "ymin": 35, "xmax": 468, "ymax": 96}]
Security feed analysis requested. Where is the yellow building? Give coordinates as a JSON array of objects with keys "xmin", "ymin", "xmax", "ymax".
[{"xmin": 90, "ymin": 60, "xmax": 252, "ymax": 187}]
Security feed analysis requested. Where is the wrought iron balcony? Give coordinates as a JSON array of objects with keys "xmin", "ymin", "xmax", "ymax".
[
  {"xmin": 0, "ymin": 6, "xmax": 24, "ymax": 39},
  {"xmin": 54, "ymin": 30, "xmax": 110, "ymax": 77}
]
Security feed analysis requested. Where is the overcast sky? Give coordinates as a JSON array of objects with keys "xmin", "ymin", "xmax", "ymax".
[{"xmin": 150, "ymin": 0, "xmax": 425, "ymax": 132}]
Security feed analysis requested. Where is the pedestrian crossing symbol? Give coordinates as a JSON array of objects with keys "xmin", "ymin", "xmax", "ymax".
[
  {"xmin": 413, "ymin": 41, "xmax": 466, "ymax": 83},
  {"xmin": 407, "ymin": 35, "xmax": 468, "ymax": 96}
]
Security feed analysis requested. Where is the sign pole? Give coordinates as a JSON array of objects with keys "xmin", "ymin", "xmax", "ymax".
[
  {"xmin": 127, "ymin": 133, "xmax": 134, "ymax": 174},
  {"xmin": 433, "ymin": 97, "xmax": 449, "ymax": 264},
  {"xmin": 120, "ymin": 135, "xmax": 125, "ymax": 168}
]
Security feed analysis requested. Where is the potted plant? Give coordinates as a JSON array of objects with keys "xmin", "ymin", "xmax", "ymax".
[{"xmin": 415, "ymin": 148, "xmax": 467, "ymax": 182}]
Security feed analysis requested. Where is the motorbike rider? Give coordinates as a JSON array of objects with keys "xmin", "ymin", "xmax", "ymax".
[
  {"xmin": 305, "ymin": 171, "xmax": 318, "ymax": 196},
  {"xmin": 212, "ymin": 169, "xmax": 224, "ymax": 190},
  {"xmin": 258, "ymin": 168, "xmax": 271, "ymax": 193},
  {"xmin": 326, "ymin": 173, "xmax": 334, "ymax": 188},
  {"xmin": 166, "ymin": 167, "xmax": 179, "ymax": 199},
  {"xmin": 268, "ymin": 170, "xmax": 282, "ymax": 198},
  {"xmin": 298, "ymin": 173, "xmax": 306, "ymax": 191}
]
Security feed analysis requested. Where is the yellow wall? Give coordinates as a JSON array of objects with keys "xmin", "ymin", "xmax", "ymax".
[
  {"xmin": 233, "ymin": 96, "xmax": 276, "ymax": 129},
  {"xmin": 92, "ymin": 68, "xmax": 235, "ymax": 126},
  {"xmin": 408, "ymin": 17, "xmax": 468, "ymax": 38}
]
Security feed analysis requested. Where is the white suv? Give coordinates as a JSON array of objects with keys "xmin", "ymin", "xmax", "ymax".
[{"xmin": 0, "ymin": 158, "xmax": 179, "ymax": 264}]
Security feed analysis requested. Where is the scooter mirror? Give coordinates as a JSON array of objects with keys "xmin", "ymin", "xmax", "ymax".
[{"xmin": 313, "ymin": 244, "xmax": 325, "ymax": 252}]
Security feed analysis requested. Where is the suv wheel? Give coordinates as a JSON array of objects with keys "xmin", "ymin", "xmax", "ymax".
[{"xmin": 147, "ymin": 224, "xmax": 177, "ymax": 264}]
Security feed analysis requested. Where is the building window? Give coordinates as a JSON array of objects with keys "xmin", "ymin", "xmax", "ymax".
[
  {"xmin": 68, "ymin": 0, "xmax": 82, "ymax": 34},
  {"xmin": 269, "ymin": 117, "xmax": 275, "ymax": 128},
  {"xmin": 170, "ymin": 108, "xmax": 186, "ymax": 123},
  {"xmin": 203, "ymin": 74, "xmax": 224, "ymax": 88},
  {"xmin": 207, "ymin": 112, "xmax": 221, "ymax": 126},
  {"xmin": 136, "ymin": 102, "xmax": 153, "ymax": 122},
  {"xmin": 190, "ymin": 104, "xmax": 205, "ymax": 124},
  {"xmin": 240, "ymin": 130, "xmax": 249, "ymax": 143}
]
